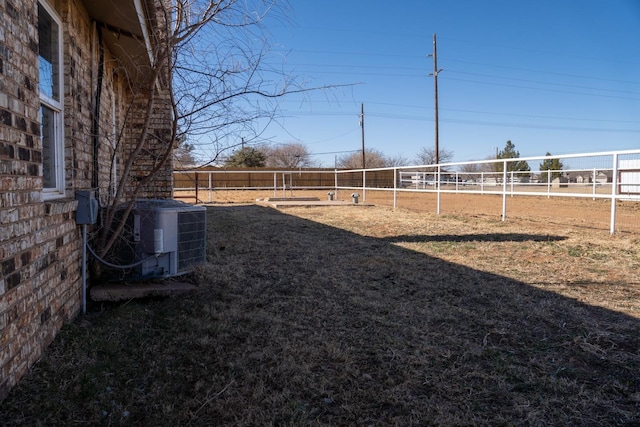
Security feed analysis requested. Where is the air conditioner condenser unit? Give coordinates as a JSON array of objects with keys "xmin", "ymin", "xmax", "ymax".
[{"xmin": 110, "ymin": 199, "xmax": 207, "ymax": 278}]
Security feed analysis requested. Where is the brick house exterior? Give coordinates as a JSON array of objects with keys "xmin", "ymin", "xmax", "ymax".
[{"xmin": 0, "ymin": 0, "xmax": 173, "ymax": 399}]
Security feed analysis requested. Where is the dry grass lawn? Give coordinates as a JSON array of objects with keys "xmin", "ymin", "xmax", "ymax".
[
  {"xmin": 2, "ymin": 202, "xmax": 640, "ymax": 425},
  {"xmin": 178, "ymin": 188, "xmax": 640, "ymax": 234}
]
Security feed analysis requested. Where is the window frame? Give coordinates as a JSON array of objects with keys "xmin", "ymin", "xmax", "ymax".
[{"xmin": 38, "ymin": 0, "xmax": 65, "ymax": 199}]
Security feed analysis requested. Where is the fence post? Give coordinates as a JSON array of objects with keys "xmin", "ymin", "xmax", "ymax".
[
  {"xmin": 393, "ymin": 168, "xmax": 397, "ymax": 209},
  {"xmin": 362, "ymin": 169, "xmax": 366, "ymax": 202},
  {"xmin": 592, "ymin": 168, "xmax": 597, "ymax": 200},
  {"xmin": 502, "ymin": 160, "xmax": 508, "ymax": 221},
  {"xmin": 273, "ymin": 172, "xmax": 277, "ymax": 198},
  {"xmin": 283, "ymin": 172, "xmax": 287, "ymax": 196},
  {"xmin": 436, "ymin": 165, "xmax": 441, "ymax": 214},
  {"xmin": 334, "ymin": 169, "xmax": 338, "ymax": 200},
  {"xmin": 510, "ymin": 170, "xmax": 514, "ymax": 195},
  {"xmin": 195, "ymin": 175, "xmax": 199, "ymax": 203},
  {"xmin": 610, "ymin": 153, "xmax": 619, "ymax": 234},
  {"xmin": 209, "ymin": 171, "xmax": 213, "ymax": 203}
]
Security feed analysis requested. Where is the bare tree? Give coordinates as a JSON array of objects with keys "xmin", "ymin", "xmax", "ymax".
[
  {"xmin": 480, "ymin": 156, "xmax": 497, "ymax": 173},
  {"xmin": 458, "ymin": 162, "xmax": 483, "ymax": 181},
  {"xmin": 172, "ymin": 2, "xmax": 299, "ymax": 161},
  {"xmin": 385, "ymin": 154, "xmax": 410, "ymax": 168},
  {"xmin": 415, "ymin": 146, "xmax": 454, "ymax": 165},
  {"xmin": 95, "ymin": 0, "xmax": 317, "ymax": 259},
  {"xmin": 173, "ymin": 134, "xmax": 198, "ymax": 169},
  {"xmin": 338, "ymin": 149, "xmax": 388, "ymax": 169},
  {"xmin": 264, "ymin": 142, "xmax": 315, "ymax": 168}
]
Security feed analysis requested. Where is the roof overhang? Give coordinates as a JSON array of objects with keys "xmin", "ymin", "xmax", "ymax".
[{"xmin": 82, "ymin": 0, "xmax": 157, "ymax": 85}]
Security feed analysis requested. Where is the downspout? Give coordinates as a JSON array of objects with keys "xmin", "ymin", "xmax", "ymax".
[
  {"xmin": 82, "ymin": 22, "xmax": 105, "ymax": 313},
  {"xmin": 92, "ymin": 24, "xmax": 104, "ymax": 191}
]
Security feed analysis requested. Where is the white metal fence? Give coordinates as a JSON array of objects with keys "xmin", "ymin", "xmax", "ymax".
[{"xmin": 174, "ymin": 149, "xmax": 640, "ymax": 234}]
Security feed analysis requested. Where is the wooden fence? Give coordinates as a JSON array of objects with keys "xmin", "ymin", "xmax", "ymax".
[{"xmin": 174, "ymin": 167, "xmax": 396, "ymax": 190}]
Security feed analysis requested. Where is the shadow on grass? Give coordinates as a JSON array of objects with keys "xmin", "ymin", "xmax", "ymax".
[
  {"xmin": 2, "ymin": 204, "xmax": 639, "ymax": 426},
  {"xmin": 384, "ymin": 233, "xmax": 567, "ymax": 243}
]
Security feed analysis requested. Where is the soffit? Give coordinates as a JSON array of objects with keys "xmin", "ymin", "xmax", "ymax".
[{"xmin": 81, "ymin": 0, "xmax": 154, "ymax": 84}]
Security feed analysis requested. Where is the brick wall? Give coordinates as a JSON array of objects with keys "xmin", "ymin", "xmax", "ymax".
[
  {"xmin": 126, "ymin": 89, "xmax": 174, "ymax": 199},
  {"xmin": 0, "ymin": 0, "xmax": 174, "ymax": 400},
  {"xmin": 63, "ymin": 0, "xmax": 93, "ymax": 192},
  {"xmin": 0, "ymin": 0, "xmax": 62, "ymax": 400}
]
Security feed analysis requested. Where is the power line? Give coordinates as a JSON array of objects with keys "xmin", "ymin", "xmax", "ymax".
[
  {"xmin": 276, "ymin": 32, "xmax": 640, "ymax": 68},
  {"xmin": 286, "ymin": 69, "xmax": 425, "ymax": 78},
  {"xmin": 284, "ymin": 59, "xmax": 640, "ymax": 87},
  {"xmin": 279, "ymin": 100, "xmax": 640, "ymax": 124},
  {"xmin": 282, "ymin": 64, "xmax": 640, "ymax": 97},
  {"xmin": 275, "ymin": 47, "xmax": 640, "ymax": 86},
  {"xmin": 446, "ymin": 69, "xmax": 640, "ymax": 96},
  {"xmin": 439, "ymin": 118, "xmax": 640, "ymax": 133},
  {"xmin": 441, "ymin": 57, "xmax": 640, "ymax": 86},
  {"xmin": 276, "ymin": 48, "xmax": 423, "ymax": 59},
  {"xmin": 440, "ymin": 107, "xmax": 640, "ymax": 124},
  {"xmin": 309, "ymin": 149, "xmax": 360, "ymax": 156},
  {"xmin": 438, "ymin": 36, "xmax": 640, "ymax": 67},
  {"xmin": 277, "ymin": 110, "xmax": 640, "ymax": 133},
  {"xmin": 445, "ymin": 77, "xmax": 640, "ymax": 101},
  {"xmin": 284, "ymin": 62, "xmax": 426, "ymax": 72}
]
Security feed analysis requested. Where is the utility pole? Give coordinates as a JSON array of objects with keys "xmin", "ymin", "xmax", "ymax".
[
  {"xmin": 360, "ymin": 103, "xmax": 366, "ymax": 169},
  {"xmin": 428, "ymin": 33, "xmax": 443, "ymax": 164}
]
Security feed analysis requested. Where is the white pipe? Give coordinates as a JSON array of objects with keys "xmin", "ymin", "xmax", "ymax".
[
  {"xmin": 610, "ymin": 153, "xmax": 619, "ymax": 234},
  {"xmin": 436, "ymin": 165, "xmax": 441, "ymax": 214},
  {"xmin": 502, "ymin": 161, "xmax": 508, "ymax": 221}
]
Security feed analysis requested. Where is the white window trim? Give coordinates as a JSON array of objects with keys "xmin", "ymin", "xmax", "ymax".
[{"xmin": 39, "ymin": 0, "xmax": 65, "ymax": 200}]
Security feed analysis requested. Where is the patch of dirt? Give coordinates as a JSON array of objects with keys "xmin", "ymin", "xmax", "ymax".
[{"xmin": 178, "ymin": 188, "xmax": 640, "ymax": 233}]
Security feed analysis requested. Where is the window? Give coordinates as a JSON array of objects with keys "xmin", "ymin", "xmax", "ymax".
[{"xmin": 38, "ymin": 1, "xmax": 64, "ymax": 196}]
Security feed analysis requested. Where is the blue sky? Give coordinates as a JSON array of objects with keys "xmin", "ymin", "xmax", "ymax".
[{"xmin": 247, "ymin": 0, "xmax": 640, "ymax": 167}]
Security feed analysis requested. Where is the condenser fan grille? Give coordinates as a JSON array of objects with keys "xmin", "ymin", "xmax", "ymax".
[{"xmin": 177, "ymin": 210, "xmax": 207, "ymax": 272}]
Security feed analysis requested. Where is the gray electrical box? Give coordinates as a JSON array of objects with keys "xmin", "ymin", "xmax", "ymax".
[{"xmin": 76, "ymin": 190, "xmax": 98, "ymax": 224}]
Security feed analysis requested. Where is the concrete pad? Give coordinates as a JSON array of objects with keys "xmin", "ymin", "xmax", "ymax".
[
  {"xmin": 91, "ymin": 281, "xmax": 198, "ymax": 301},
  {"xmin": 265, "ymin": 197, "xmax": 320, "ymax": 202},
  {"xmin": 257, "ymin": 199, "xmax": 374, "ymax": 208}
]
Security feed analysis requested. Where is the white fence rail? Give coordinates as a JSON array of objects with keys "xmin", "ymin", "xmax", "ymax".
[{"xmin": 174, "ymin": 149, "xmax": 640, "ymax": 234}]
